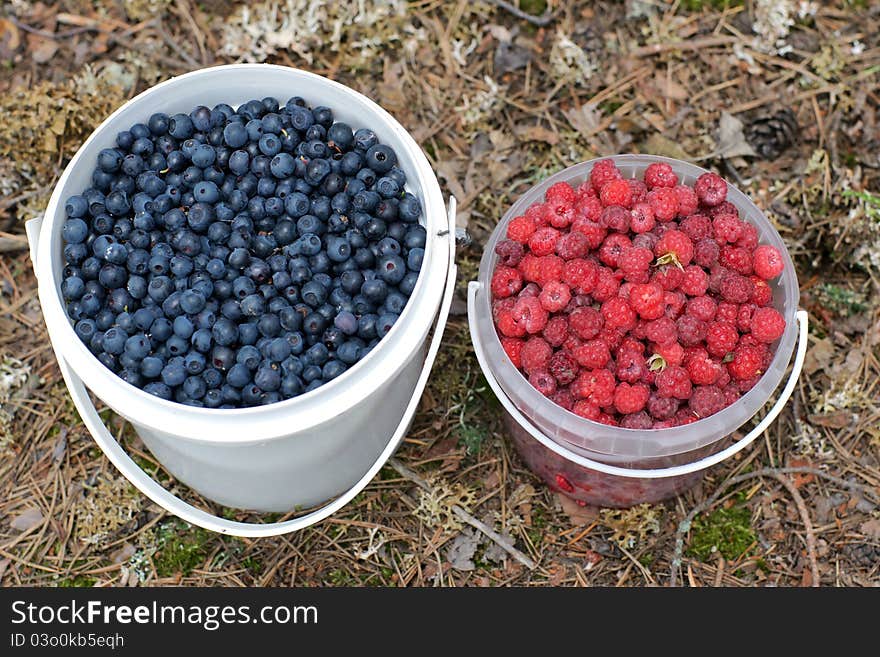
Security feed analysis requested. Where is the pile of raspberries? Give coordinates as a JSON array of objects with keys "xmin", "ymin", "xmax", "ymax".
[{"xmin": 490, "ymin": 160, "xmax": 787, "ymax": 429}]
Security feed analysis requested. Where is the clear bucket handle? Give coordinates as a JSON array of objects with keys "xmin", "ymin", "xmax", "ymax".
[{"xmin": 468, "ymin": 281, "xmax": 808, "ymax": 480}]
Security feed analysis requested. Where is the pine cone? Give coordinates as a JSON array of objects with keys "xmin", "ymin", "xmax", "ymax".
[{"xmin": 745, "ymin": 109, "xmax": 799, "ymax": 160}]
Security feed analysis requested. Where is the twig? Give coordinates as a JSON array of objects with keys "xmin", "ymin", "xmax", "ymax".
[
  {"xmin": 769, "ymin": 473, "xmax": 820, "ymax": 587},
  {"xmin": 669, "ymin": 466, "xmax": 879, "ymax": 587},
  {"xmin": 630, "ymin": 35, "xmax": 738, "ymax": 58},
  {"xmin": 488, "ymin": 0, "xmax": 556, "ymax": 27},
  {"xmin": 0, "ymin": 235, "xmax": 28, "ymax": 254},
  {"xmin": 713, "ymin": 557, "xmax": 725, "ymax": 587},
  {"xmin": 387, "ymin": 458, "xmax": 537, "ymax": 570}
]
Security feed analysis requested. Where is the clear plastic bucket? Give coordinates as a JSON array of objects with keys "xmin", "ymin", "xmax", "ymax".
[{"xmin": 468, "ymin": 155, "xmax": 807, "ymax": 507}]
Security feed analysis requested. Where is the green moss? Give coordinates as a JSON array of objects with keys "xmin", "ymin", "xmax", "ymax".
[
  {"xmin": 638, "ymin": 553, "xmax": 655, "ymax": 567},
  {"xmin": 152, "ymin": 520, "xmax": 212, "ymax": 577},
  {"xmin": 688, "ymin": 498, "xmax": 756, "ymax": 562},
  {"xmin": 815, "ymin": 283, "xmax": 868, "ymax": 317},
  {"xmin": 680, "ymin": 0, "xmax": 743, "ymax": 10},
  {"xmin": 241, "ymin": 555, "xmax": 263, "ymax": 575},
  {"xmin": 58, "ymin": 575, "xmax": 96, "ymax": 587},
  {"xmin": 599, "ymin": 100, "xmax": 624, "ymax": 115},
  {"xmin": 519, "ymin": 0, "xmax": 547, "ymax": 16}
]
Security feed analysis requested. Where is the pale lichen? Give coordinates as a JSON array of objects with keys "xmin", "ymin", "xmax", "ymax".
[
  {"xmin": 752, "ymin": 0, "xmax": 794, "ymax": 54},
  {"xmin": 73, "ymin": 473, "xmax": 142, "ymax": 547},
  {"xmin": 414, "ymin": 480, "xmax": 477, "ymax": 532},
  {"xmin": 600, "ymin": 504, "xmax": 661, "ymax": 550},
  {"xmin": 549, "ymin": 31, "xmax": 596, "ymax": 87}
]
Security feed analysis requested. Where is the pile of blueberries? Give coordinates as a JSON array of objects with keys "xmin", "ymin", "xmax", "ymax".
[{"xmin": 60, "ymin": 96, "xmax": 426, "ymax": 408}]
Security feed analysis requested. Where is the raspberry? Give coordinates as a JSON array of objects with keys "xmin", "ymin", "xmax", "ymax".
[
  {"xmin": 651, "ymin": 264, "xmax": 683, "ymax": 291},
  {"xmin": 619, "ymin": 246, "xmax": 654, "ymax": 280},
  {"xmin": 694, "ymin": 172, "xmax": 727, "ymax": 206},
  {"xmin": 750, "ymin": 306, "xmax": 785, "ymax": 343},
  {"xmin": 567, "ymin": 308, "xmax": 602, "ymax": 341},
  {"xmin": 737, "ymin": 303, "xmax": 756, "ymax": 333},
  {"xmin": 705, "ymin": 320, "xmax": 738, "ymax": 357},
  {"xmin": 525, "ymin": 203, "xmax": 547, "ymax": 225},
  {"xmin": 688, "ymin": 385, "xmax": 726, "ymax": 418},
  {"xmin": 551, "ymin": 388, "xmax": 575, "ymax": 411},
  {"xmin": 576, "ymin": 195, "xmax": 603, "ymax": 221},
  {"xmin": 685, "ymin": 354, "xmax": 722, "ymax": 386},
  {"xmin": 562, "ymin": 258, "xmax": 598, "ymax": 294},
  {"xmin": 753, "ymin": 244, "xmax": 784, "ymax": 280},
  {"xmin": 555, "ymin": 230, "xmax": 590, "ymax": 260},
  {"xmin": 600, "ymin": 204, "xmax": 631, "ymax": 232},
  {"xmin": 736, "ymin": 222, "xmax": 758, "ymax": 250},
  {"xmin": 529, "ymin": 369, "xmax": 557, "ymax": 397},
  {"xmin": 693, "ymin": 238, "xmax": 720, "ymax": 268},
  {"xmin": 518, "ymin": 282, "xmax": 540, "ymax": 298},
  {"xmin": 719, "ymin": 272, "xmax": 754, "ymax": 303},
  {"xmin": 708, "ymin": 201, "xmax": 738, "ymax": 218},
  {"xmin": 715, "ymin": 301, "xmax": 738, "ymax": 323},
  {"xmin": 663, "ymin": 291, "xmax": 687, "ymax": 319},
  {"xmin": 597, "ymin": 412, "xmax": 619, "ymax": 426},
  {"xmin": 679, "ymin": 265, "xmax": 709, "ymax": 296},
  {"xmin": 632, "ymin": 232, "xmax": 658, "ymax": 251},
  {"xmin": 712, "ymin": 213, "xmax": 742, "ymax": 244},
  {"xmin": 598, "ymin": 233, "xmax": 632, "ymax": 268},
  {"xmin": 628, "ymin": 179, "xmax": 648, "ymax": 204},
  {"xmin": 574, "ymin": 339, "xmax": 611, "ymax": 369},
  {"xmin": 592, "ymin": 266, "xmax": 621, "ymax": 302},
  {"xmin": 490, "ymin": 266, "xmax": 523, "ymax": 298},
  {"xmin": 655, "ymin": 365, "xmax": 692, "ymax": 400},
  {"xmin": 572, "ymin": 399, "xmax": 600, "ymax": 420},
  {"xmin": 738, "ymin": 375, "xmax": 761, "ymax": 393},
  {"xmin": 549, "ymin": 351, "xmax": 579, "ymax": 385},
  {"xmin": 494, "ymin": 239, "xmax": 524, "ymax": 267},
  {"xmin": 600, "ymin": 179, "xmax": 634, "ymax": 209},
  {"xmin": 618, "ymin": 335, "xmax": 646, "ymax": 356},
  {"xmin": 673, "ymin": 184, "xmax": 699, "ymax": 216},
  {"xmin": 645, "ymin": 317, "xmax": 677, "ymax": 345},
  {"xmin": 571, "ymin": 368, "xmax": 616, "ymax": 407},
  {"xmin": 528, "ymin": 226, "xmax": 561, "ymax": 256},
  {"xmin": 629, "ymin": 282, "xmax": 665, "ymax": 320},
  {"xmin": 496, "ymin": 308, "xmax": 525, "ymax": 337},
  {"xmin": 676, "ymin": 314, "xmax": 707, "ymax": 346},
  {"xmin": 647, "ymin": 187, "xmax": 679, "ymax": 222},
  {"xmin": 680, "ymin": 213, "xmax": 712, "ymax": 241},
  {"xmin": 652, "ymin": 341, "xmax": 684, "ymax": 367},
  {"xmin": 513, "ymin": 295, "xmax": 549, "ymax": 334},
  {"xmin": 589, "ymin": 159, "xmax": 622, "ymax": 191},
  {"xmin": 686, "ymin": 295, "xmax": 717, "ymax": 322},
  {"xmin": 707, "ymin": 265, "xmax": 729, "ymax": 294},
  {"xmin": 571, "ymin": 218, "xmax": 607, "ymax": 249},
  {"xmin": 492, "ymin": 297, "xmax": 515, "ymax": 322},
  {"xmin": 750, "ymin": 276, "xmax": 772, "ymax": 306},
  {"xmin": 644, "ymin": 162, "xmax": 678, "ymax": 189},
  {"xmin": 630, "ymin": 202, "xmax": 656, "ymax": 234},
  {"xmin": 519, "ymin": 253, "xmax": 540, "ymax": 282},
  {"xmin": 654, "ymin": 229, "xmax": 694, "ymax": 267},
  {"xmin": 533, "ymin": 255, "xmax": 565, "ymax": 286},
  {"xmin": 536, "ymin": 283, "xmax": 569, "ymax": 315},
  {"xmin": 647, "ymin": 393, "xmax": 679, "ymax": 420},
  {"xmin": 620, "ymin": 411, "xmax": 653, "ymax": 429},
  {"xmin": 542, "ymin": 316, "xmax": 569, "ymax": 346},
  {"xmin": 613, "ymin": 382, "xmax": 650, "ymax": 414},
  {"xmin": 501, "ymin": 337, "xmax": 523, "ymax": 369},
  {"xmin": 719, "ymin": 245, "xmax": 753, "ymax": 275},
  {"xmin": 616, "ymin": 350, "xmax": 648, "ymax": 384},
  {"xmin": 507, "ymin": 214, "xmax": 536, "ymax": 243},
  {"xmin": 546, "ymin": 181, "xmax": 577, "ymax": 205},
  {"xmin": 547, "ymin": 201, "xmax": 576, "ymax": 228},
  {"xmin": 728, "ymin": 344, "xmax": 763, "ymax": 380},
  {"xmin": 520, "ymin": 336, "xmax": 552, "ymax": 374},
  {"xmin": 601, "ymin": 297, "xmax": 637, "ymax": 331}
]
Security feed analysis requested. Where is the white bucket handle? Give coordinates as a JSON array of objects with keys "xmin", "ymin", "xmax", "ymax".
[
  {"xmin": 468, "ymin": 281, "xmax": 808, "ymax": 479},
  {"xmin": 28, "ymin": 199, "xmax": 458, "ymax": 538}
]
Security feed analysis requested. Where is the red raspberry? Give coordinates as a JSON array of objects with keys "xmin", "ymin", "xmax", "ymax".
[
  {"xmin": 596, "ymin": 327, "xmax": 625, "ymax": 352},
  {"xmin": 753, "ymin": 244, "xmax": 784, "ymax": 280},
  {"xmin": 651, "ymin": 264, "xmax": 683, "ymax": 291},
  {"xmin": 613, "ymin": 383, "xmax": 650, "ymax": 414},
  {"xmin": 491, "ymin": 266, "xmax": 523, "ymax": 299},
  {"xmin": 750, "ymin": 276, "xmax": 772, "ymax": 306},
  {"xmin": 728, "ymin": 345, "xmax": 763, "ymax": 380},
  {"xmin": 551, "ymin": 388, "xmax": 575, "ymax": 411},
  {"xmin": 679, "ymin": 265, "xmax": 708, "ymax": 296},
  {"xmin": 715, "ymin": 302, "xmax": 738, "ymax": 323},
  {"xmin": 654, "ymin": 229, "xmax": 694, "ymax": 266},
  {"xmin": 707, "ymin": 265, "xmax": 728, "ymax": 294},
  {"xmin": 664, "ymin": 291, "xmax": 687, "ymax": 319},
  {"xmin": 655, "ymin": 365, "xmax": 692, "ymax": 400},
  {"xmin": 599, "ymin": 179, "xmax": 634, "ymax": 209},
  {"xmin": 686, "ymin": 295, "xmax": 717, "ymax": 322},
  {"xmin": 674, "ymin": 184, "xmax": 699, "ymax": 216},
  {"xmin": 568, "ymin": 306, "xmax": 603, "ymax": 340},
  {"xmin": 528, "ymin": 226, "xmax": 561, "ymax": 256},
  {"xmin": 546, "ymin": 201, "xmax": 577, "ymax": 229},
  {"xmin": 694, "ymin": 172, "xmax": 728, "ymax": 206},
  {"xmin": 719, "ymin": 272, "xmax": 754, "ymax": 303},
  {"xmin": 599, "ymin": 204, "xmax": 631, "ymax": 232},
  {"xmin": 717, "ymin": 367, "xmax": 731, "ymax": 388},
  {"xmin": 705, "ymin": 320, "xmax": 738, "ymax": 357},
  {"xmin": 719, "ymin": 245, "xmax": 753, "ymax": 275},
  {"xmin": 496, "ymin": 308, "xmax": 525, "ymax": 338},
  {"xmin": 574, "ymin": 339, "xmax": 611, "ymax": 369},
  {"xmin": 546, "ymin": 181, "xmax": 576, "ymax": 205},
  {"xmin": 737, "ymin": 375, "xmax": 761, "ymax": 393},
  {"xmin": 555, "ymin": 231, "xmax": 590, "ymax": 260},
  {"xmin": 576, "ymin": 195, "xmax": 603, "ymax": 221},
  {"xmin": 628, "ymin": 179, "xmax": 648, "ymax": 204},
  {"xmin": 619, "ymin": 246, "xmax": 654, "ymax": 280},
  {"xmin": 736, "ymin": 222, "xmax": 758, "ymax": 250},
  {"xmin": 712, "ymin": 214, "xmax": 742, "ymax": 244},
  {"xmin": 693, "ymin": 238, "xmax": 720, "ymax": 268},
  {"xmin": 737, "ymin": 303, "xmax": 756, "ymax": 333},
  {"xmin": 525, "ymin": 202, "xmax": 546, "ymax": 225},
  {"xmin": 589, "ymin": 159, "xmax": 622, "ymax": 191},
  {"xmin": 620, "ymin": 411, "xmax": 653, "ymax": 429},
  {"xmin": 562, "ymin": 258, "xmax": 598, "ymax": 294},
  {"xmin": 646, "ymin": 317, "xmax": 677, "ymax": 345},
  {"xmin": 676, "ymin": 314, "xmax": 707, "ymax": 346},
  {"xmin": 495, "ymin": 239, "xmax": 525, "ymax": 267},
  {"xmin": 519, "ymin": 253, "xmax": 540, "ymax": 282},
  {"xmin": 533, "ymin": 255, "xmax": 565, "ymax": 286},
  {"xmin": 689, "ymin": 385, "xmax": 726, "ymax": 418},
  {"xmin": 629, "ymin": 282, "xmax": 665, "ymax": 320},
  {"xmin": 542, "ymin": 316, "xmax": 569, "ymax": 347},
  {"xmin": 571, "ymin": 368, "xmax": 616, "ymax": 407},
  {"xmin": 518, "ymin": 282, "xmax": 540, "ymax": 299},
  {"xmin": 629, "ymin": 202, "xmax": 656, "ymax": 234},
  {"xmin": 572, "ymin": 399, "xmax": 600, "ymax": 420},
  {"xmin": 549, "ymin": 351, "xmax": 579, "ymax": 386},
  {"xmin": 571, "ymin": 218, "xmax": 607, "ymax": 249},
  {"xmin": 653, "ymin": 341, "xmax": 684, "ymax": 367},
  {"xmin": 598, "ymin": 233, "xmax": 632, "ymax": 268},
  {"xmin": 492, "ymin": 297, "xmax": 515, "ymax": 322},
  {"xmin": 647, "ymin": 393, "xmax": 679, "ymax": 420},
  {"xmin": 647, "ymin": 187, "xmax": 679, "ymax": 222},
  {"xmin": 618, "ymin": 335, "xmax": 646, "ymax": 356},
  {"xmin": 529, "ymin": 369, "xmax": 557, "ymax": 396},
  {"xmin": 685, "ymin": 354, "xmax": 722, "ymax": 386},
  {"xmin": 538, "ymin": 281, "xmax": 571, "ymax": 312},
  {"xmin": 616, "ymin": 350, "xmax": 648, "ymax": 384},
  {"xmin": 507, "ymin": 215, "xmax": 536, "ymax": 243},
  {"xmin": 644, "ymin": 162, "xmax": 678, "ymax": 189},
  {"xmin": 501, "ymin": 337, "xmax": 523, "ymax": 369},
  {"xmin": 601, "ymin": 297, "xmax": 637, "ymax": 331},
  {"xmin": 708, "ymin": 201, "xmax": 738, "ymax": 218},
  {"xmin": 680, "ymin": 213, "xmax": 712, "ymax": 241},
  {"xmin": 750, "ymin": 306, "xmax": 785, "ymax": 343},
  {"xmin": 513, "ymin": 296, "xmax": 548, "ymax": 333},
  {"xmin": 597, "ymin": 412, "xmax": 619, "ymax": 426},
  {"xmin": 520, "ymin": 336, "xmax": 552, "ymax": 374},
  {"xmin": 591, "ymin": 266, "xmax": 621, "ymax": 302}
]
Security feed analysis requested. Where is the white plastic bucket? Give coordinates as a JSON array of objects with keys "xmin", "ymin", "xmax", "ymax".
[
  {"xmin": 469, "ymin": 155, "xmax": 807, "ymax": 507},
  {"xmin": 26, "ymin": 65, "xmax": 457, "ymax": 537}
]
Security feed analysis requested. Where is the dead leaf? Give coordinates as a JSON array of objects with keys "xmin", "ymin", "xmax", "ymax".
[
  {"xmin": 0, "ymin": 18, "xmax": 21, "ymax": 59},
  {"xmin": 556, "ymin": 493, "xmax": 600, "ymax": 526},
  {"xmin": 789, "ymin": 459, "xmax": 815, "ymax": 489},
  {"xmin": 514, "ymin": 124, "xmax": 559, "ymax": 145},
  {"xmin": 10, "ymin": 507, "xmax": 44, "ymax": 532},
  {"xmin": 859, "ymin": 518, "xmax": 880, "ymax": 539},
  {"xmin": 495, "ymin": 41, "xmax": 531, "ymax": 74},
  {"xmin": 641, "ymin": 133, "xmax": 691, "ymax": 160},
  {"xmin": 653, "ymin": 72, "xmax": 688, "ymax": 100},
  {"xmin": 807, "ymin": 411, "xmax": 850, "ymax": 429},
  {"xmin": 563, "ymin": 103, "xmax": 602, "ymax": 136},
  {"xmin": 112, "ymin": 543, "xmax": 136, "ymax": 564},
  {"xmin": 715, "ymin": 112, "xmax": 756, "ymax": 159},
  {"xmin": 28, "ymin": 36, "xmax": 58, "ymax": 64},
  {"xmin": 446, "ymin": 528, "xmax": 480, "ymax": 571},
  {"xmin": 803, "ymin": 337, "xmax": 834, "ymax": 375}
]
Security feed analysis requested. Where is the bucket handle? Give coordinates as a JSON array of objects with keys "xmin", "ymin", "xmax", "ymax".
[
  {"xmin": 468, "ymin": 281, "xmax": 809, "ymax": 479},
  {"xmin": 29, "ymin": 198, "xmax": 458, "ymax": 538}
]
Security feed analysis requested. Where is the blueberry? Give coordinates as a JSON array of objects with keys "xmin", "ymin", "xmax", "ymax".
[
  {"xmin": 407, "ymin": 247, "xmax": 424, "ymax": 271},
  {"xmin": 226, "ymin": 363, "xmax": 250, "ymax": 387},
  {"xmin": 62, "ymin": 218, "xmax": 89, "ymax": 244},
  {"xmin": 353, "ymin": 128, "xmax": 378, "ymax": 151},
  {"xmin": 65, "ymin": 195, "xmax": 89, "ymax": 218},
  {"xmin": 323, "ymin": 359, "xmax": 347, "ymax": 380},
  {"xmin": 399, "ymin": 193, "xmax": 422, "ymax": 222},
  {"xmin": 191, "ymin": 328, "xmax": 213, "ymax": 353},
  {"xmin": 183, "ymin": 375, "xmax": 207, "ymax": 399},
  {"xmin": 212, "ymin": 317, "xmax": 238, "ymax": 346},
  {"xmin": 124, "ymin": 333, "xmax": 151, "ymax": 360},
  {"xmin": 223, "ymin": 122, "xmax": 248, "ymax": 148},
  {"xmin": 140, "ymin": 356, "xmax": 164, "ymax": 378},
  {"xmin": 168, "ymin": 114, "xmax": 194, "ymax": 140},
  {"xmin": 399, "ymin": 271, "xmax": 419, "ymax": 296},
  {"xmin": 258, "ymin": 133, "xmax": 282, "ymax": 156},
  {"xmin": 270, "ymin": 152, "xmax": 295, "ymax": 178},
  {"xmin": 184, "ymin": 351, "xmax": 206, "ymax": 375},
  {"xmin": 148, "ymin": 112, "xmax": 169, "ymax": 136},
  {"xmin": 193, "ymin": 181, "xmax": 220, "ymax": 204},
  {"xmin": 190, "ymin": 105, "xmax": 212, "ymax": 132},
  {"xmin": 97, "ymin": 148, "xmax": 123, "ymax": 173},
  {"xmin": 191, "ymin": 143, "xmax": 216, "ymax": 168}
]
